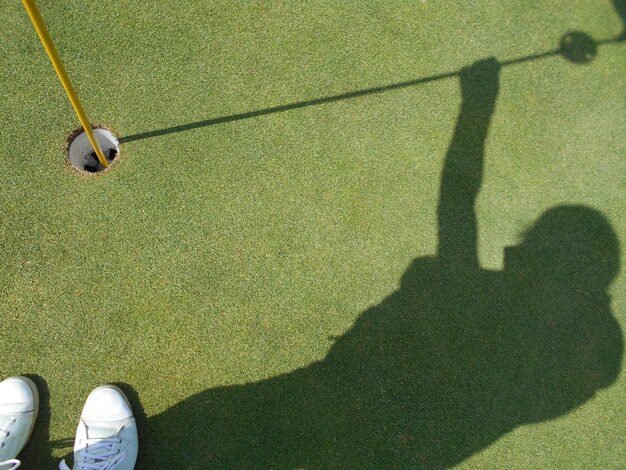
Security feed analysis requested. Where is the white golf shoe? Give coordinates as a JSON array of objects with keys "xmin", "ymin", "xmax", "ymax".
[
  {"xmin": 0, "ymin": 377, "xmax": 39, "ymax": 470},
  {"xmin": 59, "ymin": 385, "xmax": 138, "ymax": 470}
]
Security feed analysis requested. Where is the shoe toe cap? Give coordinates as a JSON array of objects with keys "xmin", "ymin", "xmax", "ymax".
[
  {"xmin": 0, "ymin": 377, "xmax": 36, "ymax": 412},
  {"xmin": 82, "ymin": 386, "xmax": 133, "ymax": 421}
]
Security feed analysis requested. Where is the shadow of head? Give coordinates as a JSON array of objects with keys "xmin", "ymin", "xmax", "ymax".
[
  {"xmin": 396, "ymin": 204, "xmax": 622, "ymax": 428},
  {"xmin": 503, "ymin": 205, "xmax": 622, "ymax": 423},
  {"xmin": 505, "ymin": 205, "xmax": 620, "ymax": 290}
]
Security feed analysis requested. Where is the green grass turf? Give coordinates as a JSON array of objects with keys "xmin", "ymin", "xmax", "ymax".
[{"xmin": 1, "ymin": 0, "xmax": 625, "ymax": 468}]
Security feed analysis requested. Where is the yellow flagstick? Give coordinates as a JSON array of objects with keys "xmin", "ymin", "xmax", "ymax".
[{"xmin": 22, "ymin": 0, "xmax": 109, "ymax": 168}]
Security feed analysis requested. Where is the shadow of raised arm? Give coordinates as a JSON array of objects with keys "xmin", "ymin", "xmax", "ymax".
[{"xmin": 437, "ymin": 58, "xmax": 500, "ymax": 268}]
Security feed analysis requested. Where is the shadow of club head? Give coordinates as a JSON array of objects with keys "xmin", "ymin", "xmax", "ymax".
[{"xmin": 559, "ymin": 31, "xmax": 598, "ymax": 63}]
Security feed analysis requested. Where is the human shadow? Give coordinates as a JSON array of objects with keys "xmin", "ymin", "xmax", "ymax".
[{"xmin": 140, "ymin": 59, "xmax": 623, "ymax": 469}]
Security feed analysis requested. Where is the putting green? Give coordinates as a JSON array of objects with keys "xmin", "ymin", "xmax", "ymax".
[{"xmin": 1, "ymin": 1, "xmax": 624, "ymax": 468}]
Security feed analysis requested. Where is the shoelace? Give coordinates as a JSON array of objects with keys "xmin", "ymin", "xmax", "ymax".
[
  {"xmin": 0, "ymin": 459, "xmax": 21, "ymax": 470},
  {"xmin": 58, "ymin": 438, "xmax": 126, "ymax": 470},
  {"xmin": 0, "ymin": 420, "xmax": 20, "ymax": 469},
  {"xmin": 0, "ymin": 419, "xmax": 16, "ymax": 448}
]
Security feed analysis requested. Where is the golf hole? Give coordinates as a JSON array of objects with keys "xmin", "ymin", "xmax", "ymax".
[{"xmin": 67, "ymin": 127, "xmax": 119, "ymax": 173}]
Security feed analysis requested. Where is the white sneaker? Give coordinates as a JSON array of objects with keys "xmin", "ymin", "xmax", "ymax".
[
  {"xmin": 0, "ymin": 377, "xmax": 39, "ymax": 470},
  {"xmin": 59, "ymin": 385, "xmax": 138, "ymax": 470}
]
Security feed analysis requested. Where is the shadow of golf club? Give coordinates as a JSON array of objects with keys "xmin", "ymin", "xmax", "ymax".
[{"xmin": 118, "ymin": 32, "xmax": 622, "ymax": 145}]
